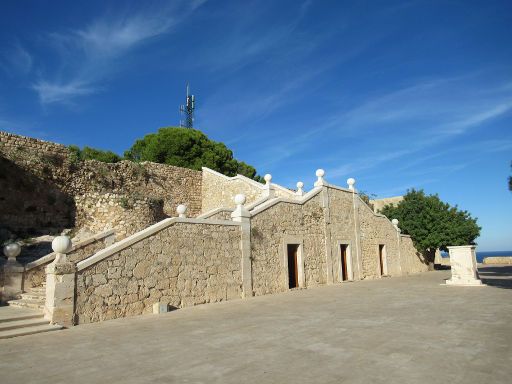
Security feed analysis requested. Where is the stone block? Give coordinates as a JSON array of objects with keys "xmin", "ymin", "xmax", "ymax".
[{"xmin": 446, "ymin": 245, "xmax": 483, "ymax": 286}]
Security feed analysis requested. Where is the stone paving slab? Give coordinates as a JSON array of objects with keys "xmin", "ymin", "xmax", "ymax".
[{"xmin": 1, "ymin": 267, "xmax": 511, "ymax": 384}]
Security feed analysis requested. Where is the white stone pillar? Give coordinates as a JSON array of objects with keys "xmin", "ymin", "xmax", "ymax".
[
  {"xmin": 392, "ymin": 219, "xmax": 403, "ymax": 275},
  {"xmin": 2, "ymin": 242, "xmax": 23, "ymax": 301},
  {"xmin": 176, "ymin": 204, "xmax": 187, "ymax": 218},
  {"xmin": 231, "ymin": 194, "xmax": 253, "ymax": 298},
  {"xmin": 314, "ymin": 169, "xmax": 326, "ymax": 187},
  {"xmin": 263, "ymin": 174, "xmax": 275, "ymax": 198},
  {"xmin": 296, "ymin": 181, "xmax": 305, "ymax": 197},
  {"xmin": 446, "ymin": 245, "xmax": 483, "ymax": 286},
  {"xmin": 45, "ymin": 236, "xmax": 77, "ymax": 326}
]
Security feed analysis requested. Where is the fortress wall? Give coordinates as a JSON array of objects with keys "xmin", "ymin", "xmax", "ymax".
[
  {"xmin": 326, "ymin": 188, "xmax": 359, "ymax": 281},
  {"xmin": 201, "ymin": 168, "xmax": 263, "ymax": 212},
  {"xmin": 75, "ymin": 222, "xmax": 242, "ymax": 324},
  {"xmin": 400, "ymin": 235, "xmax": 429, "ymax": 274},
  {"xmin": 0, "ymin": 131, "xmax": 202, "ymax": 241},
  {"xmin": 250, "ymin": 194, "xmax": 327, "ymax": 296},
  {"xmin": 358, "ymin": 201, "xmax": 401, "ymax": 278}
]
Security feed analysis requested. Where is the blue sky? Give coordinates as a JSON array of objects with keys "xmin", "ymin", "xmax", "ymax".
[{"xmin": 1, "ymin": 0, "xmax": 511, "ymax": 250}]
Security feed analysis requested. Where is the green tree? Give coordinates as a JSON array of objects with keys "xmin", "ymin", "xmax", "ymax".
[
  {"xmin": 124, "ymin": 127, "xmax": 263, "ymax": 181},
  {"xmin": 379, "ymin": 189, "xmax": 480, "ymax": 268},
  {"xmin": 67, "ymin": 145, "xmax": 121, "ymax": 163}
]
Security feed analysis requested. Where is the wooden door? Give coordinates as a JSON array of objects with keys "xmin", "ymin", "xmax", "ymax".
[
  {"xmin": 379, "ymin": 244, "xmax": 385, "ymax": 276},
  {"xmin": 340, "ymin": 245, "xmax": 348, "ymax": 281},
  {"xmin": 287, "ymin": 244, "xmax": 299, "ymax": 289}
]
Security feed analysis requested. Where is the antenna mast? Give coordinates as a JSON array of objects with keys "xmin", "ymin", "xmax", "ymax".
[{"xmin": 179, "ymin": 82, "xmax": 195, "ymax": 128}]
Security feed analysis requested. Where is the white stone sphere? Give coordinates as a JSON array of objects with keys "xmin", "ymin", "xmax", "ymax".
[
  {"xmin": 296, "ymin": 181, "xmax": 304, "ymax": 189},
  {"xmin": 347, "ymin": 177, "xmax": 356, "ymax": 186},
  {"xmin": 52, "ymin": 236, "xmax": 72, "ymax": 254},
  {"xmin": 234, "ymin": 194, "xmax": 246, "ymax": 205},
  {"xmin": 176, "ymin": 204, "xmax": 187, "ymax": 215},
  {"xmin": 264, "ymin": 174, "xmax": 272, "ymax": 183},
  {"xmin": 392, "ymin": 219, "xmax": 399, "ymax": 226},
  {"xmin": 316, "ymin": 169, "xmax": 325, "ymax": 177},
  {"xmin": 3, "ymin": 242, "xmax": 21, "ymax": 259}
]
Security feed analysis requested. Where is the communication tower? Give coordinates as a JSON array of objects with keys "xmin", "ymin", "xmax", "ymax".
[{"xmin": 179, "ymin": 83, "xmax": 195, "ymax": 128}]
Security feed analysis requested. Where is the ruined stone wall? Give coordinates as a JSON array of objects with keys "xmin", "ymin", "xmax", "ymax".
[
  {"xmin": 400, "ymin": 235, "xmax": 428, "ymax": 274},
  {"xmin": 74, "ymin": 193, "xmax": 165, "ymax": 239},
  {"xmin": 358, "ymin": 199, "xmax": 401, "ymax": 279},
  {"xmin": 0, "ymin": 131, "xmax": 202, "ymax": 241},
  {"xmin": 326, "ymin": 188, "xmax": 359, "ymax": 281},
  {"xmin": 23, "ymin": 231, "xmax": 116, "ymax": 289},
  {"xmin": 201, "ymin": 169, "xmax": 263, "ymax": 212},
  {"xmin": 250, "ymin": 194, "xmax": 326, "ymax": 296},
  {"xmin": 75, "ymin": 222, "xmax": 242, "ymax": 324}
]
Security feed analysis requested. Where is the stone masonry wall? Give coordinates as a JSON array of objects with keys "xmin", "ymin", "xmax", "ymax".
[
  {"xmin": 75, "ymin": 222, "xmax": 242, "ymax": 324},
  {"xmin": 326, "ymin": 188, "xmax": 359, "ymax": 282},
  {"xmin": 250, "ymin": 194, "xmax": 326, "ymax": 296},
  {"xmin": 23, "ymin": 231, "xmax": 116, "ymax": 289},
  {"xmin": 202, "ymin": 169, "xmax": 263, "ymax": 213},
  {"xmin": 358, "ymin": 199, "xmax": 401, "ymax": 279},
  {"xmin": 0, "ymin": 131, "xmax": 202, "ymax": 241},
  {"xmin": 400, "ymin": 235, "xmax": 428, "ymax": 274},
  {"xmin": 74, "ymin": 193, "xmax": 165, "ymax": 239}
]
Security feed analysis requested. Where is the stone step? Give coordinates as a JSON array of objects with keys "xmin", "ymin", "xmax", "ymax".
[
  {"xmin": 0, "ymin": 317, "xmax": 49, "ymax": 332},
  {"xmin": 0, "ymin": 308, "xmax": 43, "ymax": 323},
  {"xmin": 0, "ymin": 323, "xmax": 63, "ymax": 339},
  {"xmin": 8, "ymin": 299, "xmax": 45, "ymax": 310},
  {"xmin": 21, "ymin": 293, "xmax": 45, "ymax": 301}
]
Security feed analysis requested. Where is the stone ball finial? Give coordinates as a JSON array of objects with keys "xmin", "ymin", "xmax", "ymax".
[
  {"xmin": 234, "ymin": 193, "xmax": 246, "ymax": 206},
  {"xmin": 176, "ymin": 204, "xmax": 187, "ymax": 218},
  {"xmin": 296, "ymin": 181, "xmax": 304, "ymax": 189},
  {"xmin": 3, "ymin": 242, "xmax": 21, "ymax": 261},
  {"xmin": 264, "ymin": 174, "xmax": 272, "ymax": 184},
  {"xmin": 392, "ymin": 219, "xmax": 399, "ymax": 226},
  {"xmin": 52, "ymin": 236, "xmax": 72, "ymax": 255},
  {"xmin": 316, "ymin": 169, "xmax": 325, "ymax": 178}
]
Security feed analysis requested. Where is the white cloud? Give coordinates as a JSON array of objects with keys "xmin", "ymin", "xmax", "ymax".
[
  {"xmin": 0, "ymin": 42, "xmax": 32, "ymax": 76},
  {"xmin": 33, "ymin": 1, "xmax": 205, "ymax": 105},
  {"xmin": 32, "ymin": 81, "xmax": 98, "ymax": 105}
]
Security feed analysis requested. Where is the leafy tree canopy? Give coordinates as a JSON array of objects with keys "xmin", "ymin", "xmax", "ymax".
[
  {"xmin": 68, "ymin": 145, "xmax": 121, "ymax": 163},
  {"xmin": 124, "ymin": 127, "xmax": 263, "ymax": 182},
  {"xmin": 379, "ymin": 189, "xmax": 480, "ymax": 263}
]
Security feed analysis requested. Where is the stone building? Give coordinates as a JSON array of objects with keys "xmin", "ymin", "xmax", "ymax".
[{"xmin": 0, "ymin": 132, "xmax": 428, "ymax": 328}]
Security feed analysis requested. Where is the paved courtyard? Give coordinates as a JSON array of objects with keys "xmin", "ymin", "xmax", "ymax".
[{"xmin": 1, "ymin": 266, "xmax": 511, "ymax": 384}]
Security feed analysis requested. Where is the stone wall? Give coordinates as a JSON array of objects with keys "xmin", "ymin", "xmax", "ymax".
[
  {"xmin": 370, "ymin": 195, "xmax": 403, "ymax": 213},
  {"xmin": 74, "ymin": 193, "xmax": 165, "ymax": 239},
  {"xmin": 0, "ymin": 131, "xmax": 202, "ymax": 241},
  {"xmin": 250, "ymin": 194, "xmax": 327, "ymax": 296},
  {"xmin": 400, "ymin": 235, "xmax": 429, "ymax": 274},
  {"xmin": 23, "ymin": 230, "xmax": 116, "ymax": 289},
  {"xmin": 201, "ymin": 168, "xmax": 264, "ymax": 213},
  {"xmin": 75, "ymin": 222, "xmax": 242, "ymax": 323},
  {"xmin": 358, "ymin": 200, "xmax": 401, "ymax": 279},
  {"xmin": 326, "ymin": 188, "xmax": 359, "ymax": 281}
]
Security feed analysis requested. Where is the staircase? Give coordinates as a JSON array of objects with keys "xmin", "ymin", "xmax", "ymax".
[
  {"xmin": 8, "ymin": 284, "xmax": 46, "ymax": 310},
  {"xmin": 0, "ymin": 306, "xmax": 62, "ymax": 339}
]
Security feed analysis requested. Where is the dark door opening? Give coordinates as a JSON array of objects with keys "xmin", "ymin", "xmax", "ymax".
[
  {"xmin": 379, "ymin": 244, "xmax": 385, "ymax": 276},
  {"xmin": 287, "ymin": 244, "xmax": 299, "ymax": 289},
  {"xmin": 340, "ymin": 244, "xmax": 348, "ymax": 281}
]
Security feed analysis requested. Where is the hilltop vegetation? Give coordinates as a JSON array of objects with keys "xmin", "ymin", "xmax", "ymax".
[{"xmin": 68, "ymin": 127, "xmax": 263, "ymax": 182}]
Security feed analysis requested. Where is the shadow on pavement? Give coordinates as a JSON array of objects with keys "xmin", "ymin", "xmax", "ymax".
[{"xmin": 478, "ymin": 265, "xmax": 512, "ymax": 289}]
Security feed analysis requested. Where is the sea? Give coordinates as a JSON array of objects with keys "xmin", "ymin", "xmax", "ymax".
[{"xmin": 441, "ymin": 250, "xmax": 512, "ymax": 263}]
